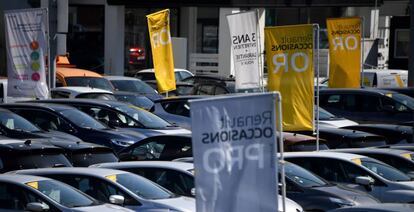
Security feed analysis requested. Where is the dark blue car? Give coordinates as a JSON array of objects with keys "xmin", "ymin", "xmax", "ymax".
[{"xmin": 0, "ymin": 103, "xmax": 147, "ymax": 153}]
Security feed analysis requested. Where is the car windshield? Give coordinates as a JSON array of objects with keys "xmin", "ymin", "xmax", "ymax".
[
  {"xmin": 114, "ymin": 94, "xmax": 154, "ymax": 110},
  {"xmin": 388, "ymin": 93, "xmax": 414, "ymax": 110},
  {"xmin": 26, "ymin": 180, "xmax": 97, "ymax": 208},
  {"xmin": 360, "ymin": 158, "xmax": 411, "ymax": 182},
  {"xmin": 59, "ymin": 109, "xmax": 107, "ymax": 130},
  {"xmin": 76, "ymin": 93, "xmax": 117, "ymax": 101},
  {"xmin": 115, "ymin": 105, "xmax": 172, "ymax": 128},
  {"xmin": 0, "ymin": 111, "xmax": 41, "ymax": 132},
  {"xmin": 282, "ymin": 162, "xmax": 328, "ymax": 188},
  {"xmin": 65, "ymin": 77, "xmax": 113, "ymax": 91},
  {"xmin": 111, "ymin": 80, "xmax": 156, "ymax": 94},
  {"xmin": 71, "ymin": 151, "xmax": 119, "ymax": 167},
  {"xmin": 110, "ymin": 173, "xmax": 174, "ymax": 199},
  {"xmin": 4, "ymin": 152, "xmax": 72, "ymax": 171},
  {"xmin": 318, "ymin": 107, "xmax": 337, "ymax": 120}
]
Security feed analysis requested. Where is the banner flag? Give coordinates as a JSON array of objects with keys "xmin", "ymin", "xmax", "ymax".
[
  {"xmin": 265, "ymin": 24, "xmax": 314, "ymax": 131},
  {"xmin": 147, "ymin": 9, "xmax": 176, "ymax": 93},
  {"xmin": 190, "ymin": 93, "xmax": 278, "ymax": 212},
  {"xmin": 327, "ymin": 17, "xmax": 362, "ymax": 88},
  {"xmin": 227, "ymin": 11, "xmax": 261, "ymax": 90},
  {"xmin": 4, "ymin": 8, "xmax": 49, "ymax": 99}
]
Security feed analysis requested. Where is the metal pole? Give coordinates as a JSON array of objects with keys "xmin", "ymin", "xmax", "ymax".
[
  {"xmin": 255, "ymin": 9, "xmax": 265, "ymax": 93},
  {"xmin": 48, "ymin": 0, "xmax": 57, "ymax": 89},
  {"xmin": 276, "ymin": 93, "xmax": 286, "ymax": 212},
  {"xmin": 314, "ymin": 24, "xmax": 320, "ymax": 151},
  {"xmin": 408, "ymin": 0, "xmax": 414, "ymax": 87},
  {"xmin": 360, "ymin": 16, "xmax": 365, "ymax": 88}
]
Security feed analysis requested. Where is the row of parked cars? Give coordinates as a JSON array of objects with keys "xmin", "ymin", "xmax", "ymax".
[{"xmin": 0, "ymin": 65, "xmax": 414, "ymax": 211}]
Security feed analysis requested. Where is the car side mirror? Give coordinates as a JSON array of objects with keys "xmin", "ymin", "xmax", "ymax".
[
  {"xmin": 355, "ymin": 176, "xmax": 374, "ymax": 191},
  {"xmin": 383, "ymin": 105, "xmax": 395, "ymax": 113},
  {"xmin": 191, "ymin": 188, "xmax": 196, "ymax": 196},
  {"xmin": 26, "ymin": 202, "xmax": 49, "ymax": 212},
  {"xmin": 109, "ymin": 195, "xmax": 125, "ymax": 205}
]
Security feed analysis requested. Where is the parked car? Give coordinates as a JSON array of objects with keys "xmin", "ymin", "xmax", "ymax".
[
  {"xmin": 331, "ymin": 148, "xmax": 414, "ymax": 178},
  {"xmin": 13, "ymin": 167, "xmax": 196, "ymax": 212},
  {"xmin": 0, "ymin": 103, "xmax": 146, "ymax": 152},
  {"xmin": 362, "ymin": 69, "xmax": 407, "ymax": 88},
  {"xmin": 342, "ymin": 124, "xmax": 413, "ymax": 144},
  {"xmin": 318, "ymin": 107, "xmax": 358, "ymax": 128},
  {"xmin": 182, "ymin": 75, "xmax": 236, "ymax": 95},
  {"xmin": 283, "ymin": 132, "xmax": 329, "ymax": 151},
  {"xmin": 113, "ymin": 91, "xmax": 154, "ymax": 110},
  {"xmin": 56, "ymin": 67, "xmax": 114, "ymax": 91},
  {"xmin": 0, "ymin": 107, "xmax": 81, "ymax": 142},
  {"xmin": 319, "ymin": 89, "xmax": 414, "ymax": 124},
  {"xmin": 31, "ymin": 99, "xmax": 190, "ymax": 137},
  {"xmin": 118, "ymin": 134, "xmax": 192, "ymax": 161},
  {"xmin": 134, "ymin": 68, "xmax": 194, "ymax": 82},
  {"xmin": 51, "ymin": 86, "xmax": 116, "ymax": 100},
  {"xmin": 383, "ymin": 87, "xmax": 414, "ymax": 99},
  {"xmin": 145, "ymin": 81, "xmax": 195, "ymax": 96},
  {"xmin": 297, "ymin": 127, "xmax": 387, "ymax": 149},
  {"xmin": 0, "ymin": 138, "xmax": 72, "ymax": 172},
  {"xmin": 281, "ymin": 161, "xmax": 379, "ymax": 211},
  {"xmin": 93, "ymin": 161, "xmax": 304, "ymax": 212},
  {"xmin": 285, "ymin": 151, "xmax": 414, "ymax": 203},
  {"xmin": 43, "ymin": 140, "xmax": 119, "ymax": 167},
  {"xmin": 0, "ymin": 174, "xmax": 132, "ymax": 212},
  {"xmin": 104, "ymin": 76, "xmax": 162, "ymax": 100},
  {"xmin": 328, "ymin": 203, "xmax": 414, "ymax": 212}
]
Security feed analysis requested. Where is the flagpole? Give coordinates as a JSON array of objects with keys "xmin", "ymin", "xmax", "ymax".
[
  {"xmin": 255, "ymin": 9, "xmax": 265, "ymax": 93},
  {"xmin": 314, "ymin": 24, "xmax": 320, "ymax": 151},
  {"xmin": 276, "ymin": 92, "xmax": 286, "ymax": 212},
  {"xmin": 360, "ymin": 16, "xmax": 365, "ymax": 88}
]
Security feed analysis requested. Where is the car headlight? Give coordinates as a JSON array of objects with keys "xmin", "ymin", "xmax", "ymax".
[
  {"xmin": 110, "ymin": 139, "xmax": 135, "ymax": 147},
  {"xmin": 329, "ymin": 197, "xmax": 354, "ymax": 207}
]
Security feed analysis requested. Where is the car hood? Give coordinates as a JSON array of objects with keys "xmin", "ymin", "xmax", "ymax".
[
  {"xmin": 394, "ymin": 180, "xmax": 414, "ymax": 189},
  {"xmin": 149, "ymin": 196, "xmax": 195, "ymax": 212},
  {"xmin": 311, "ymin": 185, "xmax": 379, "ymax": 205},
  {"xmin": 71, "ymin": 203, "xmax": 134, "ymax": 212},
  {"xmin": 278, "ymin": 195, "xmax": 303, "ymax": 212},
  {"xmin": 34, "ymin": 130, "xmax": 83, "ymax": 142},
  {"xmin": 319, "ymin": 119, "xmax": 358, "ymax": 128},
  {"xmin": 124, "ymin": 127, "xmax": 191, "ymax": 137},
  {"xmin": 96, "ymin": 128, "xmax": 147, "ymax": 141}
]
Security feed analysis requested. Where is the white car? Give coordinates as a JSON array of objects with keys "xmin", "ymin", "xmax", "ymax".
[
  {"xmin": 362, "ymin": 69, "xmax": 408, "ymax": 88},
  {"xmin": 92, "ymin": 161, "xmax": 304, "ymax": 212},
  {"xmin": 103, "ymin": 76, "xmax": 162, "ymax": 101},
  {"xmin": 135, "ymin": 68, "xmax": 194, "ymax": 82},
  {"xmin": 285, "ymin": 151, "xmax": 414, "ymax": 203},
  {"xmin": 318, "ymin": 107, "xmax": 358, "ymax": 128},
  {"xmin": 12, "ymin": 167, "xmax": 195, "ymax": 212},
  {"xmin": 51, "ymin": 86, "xmax": 116, "ymax": 100}
]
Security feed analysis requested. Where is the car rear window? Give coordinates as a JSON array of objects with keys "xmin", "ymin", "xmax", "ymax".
[
  {"xmin": 71, "ymin": 151, "xmax": 119, "ymax": 167},
  {"xmin": 1, "ymin": 151, "xmax": 72, "ymax": 172}
]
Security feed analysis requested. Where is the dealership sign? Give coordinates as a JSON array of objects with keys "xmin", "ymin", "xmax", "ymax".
[
  {"xmin": 190, "ymin": 93, "xmax": 278, "ymax": 212},
  {"xmin": 4, "ymin": 8, "xmax": 49, "ymax": 99}
]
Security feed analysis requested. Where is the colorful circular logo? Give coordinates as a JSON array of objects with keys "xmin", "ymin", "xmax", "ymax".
[
  {"xmin": 31, "ymin": 62, "xmax": 40, "ymax": 71},
  {"xmin": 31, "ymin": 73, "xmax": 40, "ymax": 81},
  {"xmin": 30, "ymin": 51, "xmax": 40, "ymax": 60},
  {"xmin": 30, "ymin": 41, "xmax": 39, "ymax": 50}
]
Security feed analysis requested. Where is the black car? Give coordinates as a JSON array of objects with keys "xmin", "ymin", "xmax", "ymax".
[
  {"xmin": 30, "ymin": 99, "xmax": 190, "ymax": 137},
  {"xmin": 319, "ymin": 89, "xmax": 414, "ymax": 124},
  {"xmin": 0, "ymin": 107, "xmax": 81, "ymax": 142},
  {"xmin": 182, "ymin": 75, "xmax": 236, "ymax": 95},
  {"xmin": 113, "ymin": 91, "xmax": 155, "ymax": 110},
  {"xmin": 42, "ymin": 140, "xmax": 119, "ymax": 167},
  {"xmin": 0, "ymin": 138, "xmax": 72, "ymax": 172},
  {"xmin": 383, "ymin": 87, "xmax": 414, "ymax": 99},
  {"xmin": 297, "ymin": 127, "xmax": 388, "ymax": 148},
  {"xmin": 0, "ymin": 103, "xmax": 146, "ymax": 152},
  {"xmin": 342, "ymin": 124, "xmax": 413, "ymax": 144},
  {"xmin": 118, "ymin": 134, "xmax": 192, "ymax": 161}
]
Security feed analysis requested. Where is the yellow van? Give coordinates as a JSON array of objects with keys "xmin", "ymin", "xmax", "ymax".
[{"xmin": 56, "ymin": 67, "xmax": 114, "ymax": 91}]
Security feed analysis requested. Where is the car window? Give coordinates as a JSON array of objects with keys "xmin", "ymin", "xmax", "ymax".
[
  {"xmin": 0, "ymin": 183, "xmax": 55, "ymax": 211},
  {"xmin": 174, "ymin": 72, "xmax": 182, "ymax": 81},
  {"xmin": 70, "ymin": 151, "xmax": 119, "ymax": 167},
  {"xmin": 77, "ymin": 106, "xmax": 140, "ymax": 128},
  {"xmin": 196, "ymin": 84, "xmax": 215, "ymax": 95},
  {"xmin": 2, "ymin": 152, "xmax": 72, "ymax": 172},
  {"xmin": 65, "ymin": 77, "xmax": 114, "ymax": 91},
  {"xmin": 47, "ymin": 174, "xmax": 139, "ymax": 205},
  {"xmin": 283, "ymin": 162, "xmax": 327, "ymax": 188},
  {"xmin": 180, "ymin": 71, "xmax": 192, "ymax": 81},
  {"xmin": 215, "ymin": 86, "xmax": 228, "ymax": 95},
  {"xmin": 360, "ymin": 158, "xmax": 410, "ymax": 182},
  {"xmin": 76, "ymin": 93, "xmax": 117, "ymax": 100},
  {"xmin": 322, "ymin": 94, "xmax": 342, "ymax": 108},
  {"xmin": 125, "ymin": 168, "xmax": 194, "ymax": 196},
  {"xmin": 135, "ymin": 73, "xmax": 156, "ymax": 81},
  {"xmin": 58, "ymin": 108, "xmax": 107, "ymax": 130},
  {"xmin": 358, "ymin": 94, "xmax": 381, "ymax": 112},
  {"xmin": 110, "ymin": 80, "xmax": 156, "ymax": 94},
  {"xmin": 115, "ymin": 105, "xmax": 172, "ymax": 128},
  {"xmin": 0, "ymin": 111, "xmax": 40, "ymax": 132},
  {"xmin": 51, "ymin": 90, "xmax": 70, "ymax": 98},
  {"xmin": 381, "ymin": 96, "xmax": 410, "ymax": 112},
  {"xmin": 161, "ymin": 102, "xmax": 190, "ymax": 117},
  {"xmin": 11, "ymin": 109, "xmax": 67, "ymax": 132},
  {"xmin": 114, "ymin": 94, "xmax": 154, "ymax": 110},
  {"xmin": 130, "ymin": 140, "xmax": 192, "ymax": 161},
  {"xmin": 361, "ymin": 153, "xmax": 414, "ymax": 175}
]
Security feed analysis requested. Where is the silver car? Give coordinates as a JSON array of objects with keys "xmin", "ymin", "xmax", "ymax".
[
  {"xmin": 285, "ymin": 151, "xmax": 414, "ymax": 203},
  {"xmin": 12, "ymin": 167, "xmax": 195, "ymax": 212},
  {"xmin": 0, "ymin": 174, "xmax": 132, "ymax": 212}
]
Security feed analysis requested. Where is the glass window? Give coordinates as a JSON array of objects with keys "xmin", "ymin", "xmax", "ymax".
[
  {"xmin": 131, "ymin": 139, "xmax": 192, "ymax": 161},
  {"xmin": 51, "ymin": 91, "xmax": 70, "ymax": 98},
  {"xmin": 110, "ymin": 80, "xmax": 156, "ymax": 94},
  {"xmin": 76, "ymin": 93, "xmax": 117, "ymax": 100},
  {"xmin": 394, "ymin": 29, "xmax": 409, "ymax": 59},
  {"xmin": 386, "ymin": 93, "xmax": 414, "ymax": 111},
  {"xmin": 196, "ymin": 85, "xmax": 215, "ymax": 95},
  {"xmin": 362, "ymin": 153, "xmax": 414, "ymax": 175},
  {"xmin": 115, "ymin": 105, "xmax": 172, "ymax": 128},
  {"xmin": 161, "ymin": 102, "xmax": 190, "ymax": 117},
  {"xmin": 282, "ymin": 162, "xmax": 327, "ymax": 188},
  {"xmin": 114, "ymin": 94, "xmax": 154, "ymax": 111},
  {"xmin": 358, "ymin": 95, "xmax": 381, "ymax": 112},
  {"xmin": 360, "ymin": 158, "xmax": 410, "ymax": 182},
  {"xmin": 215, "ymin": 86, "xmax": 227, "ymax": 95},
  {"xmin": 11, "ymin": 109, "xmax": 65, "ymax": 132},
  {"xmin": 58, "ymin": 108, "xmax": 106, "ymax": 130},
  {"xmin": 180, "ymin": 71, "xmax": 192, "ymax": 80},
  {"xmin": 3, "ymin": 152, "xmax": 72, "ymax": 172},
  {"xmin": 0, "ymin": 111, "xmax": 40, "ymax": 132},
  {"xmin": 71, "ymin": 151, "xmax": 118, "ymax": 167},
  {"xmin": 65, "ymin": 77, "xmax": 113, "ymax": 91},
  {"xmin": 134, "ymin": 73, "xmax": 155, "ymax": 81},
  {"xmin": 318, "ymin": 107, "xmax": 337, "ymax": 120}
]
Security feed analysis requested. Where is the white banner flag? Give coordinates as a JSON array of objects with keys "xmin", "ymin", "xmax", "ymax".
[
  {"xmin": 227, "ymin": 10, "xmax": 261, "ymax": 90},
  {"xmin": 190, "ymin": 93, "xmax": 278, "ymax": 212},
  {"xmin": 4, "ymin": 8, "xmax": 49, "ymax": 99}
]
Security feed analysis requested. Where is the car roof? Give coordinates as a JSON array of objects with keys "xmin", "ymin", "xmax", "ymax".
[
  {"xmin": 0, "ymin": 174, "xmax": 53, "ymax": 184},
  {"xmin": 113, "ymin": 91, "xmax": 149, "ymax": 96},
  {"xmin": 13, "ymin": 167, "xmax": 126, "ymax": 177},
  {"xmin": 57, "ymin": 67, "xmax": 102, "ymax": 78},
  {"xmin": 43, "ymin": 140, "xmax": 112, "ymax": 152},
  {"xmin": 319, "ymin": 127, "xmax": 380, "ymax": 138},
  {"xmin": 320, "ymin": 88, "xmax": 398, "ymax": 95},
  {"xmin": 153, "ymin": 95, "xmax": 207, "ymax": 103},
  {"xmin": 93, "ymin": 161, "xmax": 194, "ymax": 172},
  {"xmin": 0, "ymin": 102, "xmax": 77, "ymax": 112},
  {"xmin": 0, "ymin": 139, "xmax": 63, "ymax": 152},
  {"xmin": 284, "ymin": 151, "xmax": 368, "ymax": 161},
  {"xmin": 328, "ymin": 148, "xmax": 411, "ymax": 156},
  {"xmin": 51, "ymin": 86, "xmax": 113, "ymax": 94},
  {"xmin": 31, "ymin": 99, "xmax": 128, "ymax": 108},
  {"xmin": 103, "ymin": 76, "xmax": 142, "ymax": 81},
  {"xmin": 136, "ymin": 68, "xmax": 191, "ymax": 73}
]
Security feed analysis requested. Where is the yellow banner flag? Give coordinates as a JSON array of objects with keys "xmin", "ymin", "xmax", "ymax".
[
  {"xmin": 147, "ymin": 9, "xmax": 176, "ymax": 93},
  {"xmin": 265, "ymin": 24, "xmax": 314, "ymax": 131},
  {"xmin": 327, "ymin": 17, "xmax": 361, "ymax": 88}
]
